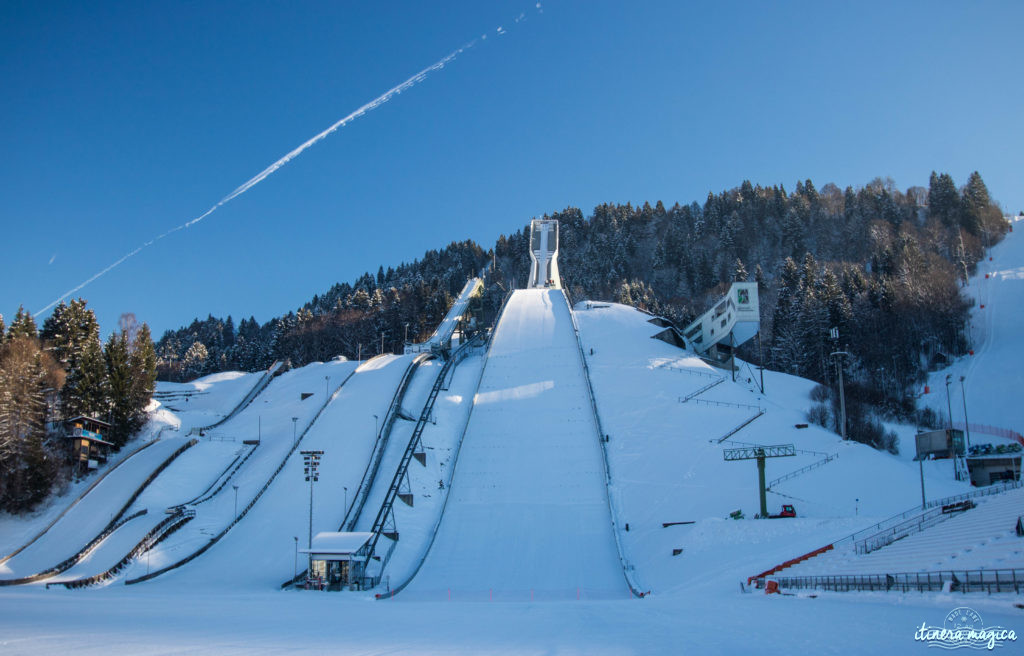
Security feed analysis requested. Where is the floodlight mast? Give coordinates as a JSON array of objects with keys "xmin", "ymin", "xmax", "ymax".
[{"xmin": 300, "ymin": 450, "xmax": 324, "ymax": 584}]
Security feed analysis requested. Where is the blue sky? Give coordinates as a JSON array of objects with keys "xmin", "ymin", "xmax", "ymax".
[{"xmin": 2, "ymin": 1, "xmax": 1022, "ymax": 338}]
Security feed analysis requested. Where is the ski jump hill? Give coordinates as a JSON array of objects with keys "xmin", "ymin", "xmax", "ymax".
[{"xmin": 403, "ymin": 288, "xmax": 625, "ymax": 601}]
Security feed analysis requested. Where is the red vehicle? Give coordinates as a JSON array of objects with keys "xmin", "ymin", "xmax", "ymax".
[{"xmin": 769, "ymin": 504, "xmax": 796, "ymax": 519}]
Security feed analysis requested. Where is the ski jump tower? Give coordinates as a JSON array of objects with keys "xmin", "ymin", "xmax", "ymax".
[{"xmin": 527, "ymin": 219, "xmax": 560, "ymax": 288}]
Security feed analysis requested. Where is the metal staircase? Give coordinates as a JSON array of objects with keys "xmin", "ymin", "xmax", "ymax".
[
  {"xmin": 365, "ymin": 335, "xmax": 484, "ymax": 572},
  {"xmin": 341, "ymin": 354, "xmax": 433, "ymax": 531}
]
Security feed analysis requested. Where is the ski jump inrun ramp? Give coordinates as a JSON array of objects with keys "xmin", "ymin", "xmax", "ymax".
[{"xmin": 404, "ymin": 289, "xmax": 625, "ymax": 601}]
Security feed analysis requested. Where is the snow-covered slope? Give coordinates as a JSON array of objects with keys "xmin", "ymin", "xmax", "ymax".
[
  {"xmin": 405, "ymin": 289, "xmax": 625, "ymax": 600},
  {"xmin": 575, "ymin": 299, "xmax": 975, "ymax": 593},
  {"xmin": 922, "ymin": 215, "xmax": 1024, "ymax": 447}
]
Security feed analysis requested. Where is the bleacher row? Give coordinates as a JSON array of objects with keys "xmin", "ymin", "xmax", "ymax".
[{"xmin": 760, "ymin": 486, "xmax": 1024, "ymax": 590}]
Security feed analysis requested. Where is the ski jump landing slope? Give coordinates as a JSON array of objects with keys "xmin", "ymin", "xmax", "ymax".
[{"xmin": 405, "ymin": 289, "xmax": 624, "ymax": 600}]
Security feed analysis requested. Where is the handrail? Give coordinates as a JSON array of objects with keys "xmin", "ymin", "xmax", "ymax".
[
  {"xmin": 341, "ymin": 353, "xmax": 433, "ymax": 531},
  {"xmin": 748, "ymin": 479, "xmax": 1024, "ymax": 584},
  {"xmin": 715, "ymin": 409, "xmax": 766, "ymax": 443},
  {"xmin": 653, "ymin": 363, "xmax": 721, "ymax": 380},
  {"xmin": 285, "ymin": 337, "xmax": 487, "ymax": 590},
  {"xmin": 923, "ymin": 479, "xmax": 1022, "ymax": 510},
  {"xmin": 365, "ymin": 336, "xmax": 484, "ymax": 571},
  {"xmin": 678, "ymin": 378, "xmax": 724, "ymax": 402},
  {"xmin": 855, "ymin": 505, "xmax": 956, "ymax": 555},
  {"xmin": 832, "ymin": 479, "xmax": 1022, "ymax": 549},
  {"xmin": 560, "ymin": 290, "xmax": 647, "ymax": 598},
  {"xmin": 126, "ymin": 363, "xmax": 362, "ymax": 585},
  {"xmin": 381, "ymin": 289, "xmax": 510, "ymax": 599},
  {"xmin": 187, "ymin": 360, "xmax": 283, "ymax": 436},
  {"xmin": 767, "ymin": 453, "xmax": 838, "ymax": 489},
  {"xmin": 0, "ymin": 435, "xmax": 160, "ymax": 566}
]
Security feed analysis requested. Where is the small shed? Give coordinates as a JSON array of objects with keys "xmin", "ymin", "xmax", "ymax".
[
  {"xmin": 65, "ymin": 416, "xmax": 114, "ymax": 473},
  {"xmin": 966, "ymin": 455, "xmax": 1022, "ymax": 487},
  {"xmin": 915, "ymin": 428, "xmax": 965, "ymax": 460},
  {"xmin": 301, "ymin": 532, "xmax": 373, "ymax": 591}
]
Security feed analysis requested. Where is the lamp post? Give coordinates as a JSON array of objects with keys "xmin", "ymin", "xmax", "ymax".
[
  {"xmin": 944, "ymin": 374, "xmax": 954, "ymax": 429},
  {"xmin": 292, "ymin": 417, "xmax": 298, "ymax": 447},
  {"xmin": 344, "ymin": 486, "xmax": 348, "ymax": 514},
  {"xmin": 325, "ymin": 376, "xmax": 330, "ymax": 399},
  {"xmin": 944, "ymin": 374, "xmax": 959, "ymax": 478},
  {"xmin": 919, "ymin": 458, "xmax": 927, "ymax": 510},
  {"xmin": 373, "ymin": 414, "xmax": 379, "ymax": 438},
  {"xmin": 301, "ymin": 450, "xmax": 323, "ymax": 577},
  {"xmin": 404, "ymin": 322, "xmax": 409, "ymax": 345},
  {"xmin": 232, "ymin": 484, "xmax": 239, "ymax": 518},
  {"xmin": 829, "ymin": 328, "xmax": 847, "ymax": 441},
  {"xmin": 959, "ymin": 375, "xmax": 972, "ymax": 449},
  {"xmin": 293, "ymin": 536, "xmax": 299, "ymax": 587},
  {"xmin": 380, "ymin": 332, "xmax": 385, "ymax": 355}
]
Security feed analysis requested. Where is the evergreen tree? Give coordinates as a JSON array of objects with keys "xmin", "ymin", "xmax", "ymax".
[
  {"xmin": 41, "ymin": 298, "xmax": 102, "ymax": 419},
  {"xmin": 733, "ymin": 258, "xmax": 749, "ymax": 282},
  {"xmin": 104, "ymin": 332, "xmax": 132, "ymax": 447},
  {"xmin": 182, "ymin": 342, "xmax": 208, "ymax": 381},
  {"xmin": 960, "ymin": 171, "xmax": 993, "ymax": 236},
  {"xmin": 6, "ymin": 306, "xmax": 38, "ymax": 341},
  {"xmin": 67, "ymin": 336, "xmax": 108, "ymax": 418},
  {"xmin": 126, "ymin": 323, "xmax": 157, "ymax": 439},
  {"xmin": 0, "ymin": 336, "xmax": 62, "ymax": 511},
  {"xmin": 927, "ymin": 171, "xmax": 960, "ymax": 228}
]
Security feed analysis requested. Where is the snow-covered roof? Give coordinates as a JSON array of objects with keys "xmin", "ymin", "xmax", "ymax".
[
  {"xmin": 300, "ymin": 532, "xmax": 372, "ymax": 556},
  {"xmin": 65, "ymin": 415, "xmax": 111, "ymax": 427}
]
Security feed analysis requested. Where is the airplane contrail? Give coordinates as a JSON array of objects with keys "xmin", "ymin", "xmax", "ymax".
[{"xmin": 35, "ymin": 4, "xmax": 542, "ymax": 317}]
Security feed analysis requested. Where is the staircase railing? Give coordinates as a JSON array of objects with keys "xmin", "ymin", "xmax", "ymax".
[
  {"xmin": 767, "ymin": 453, "xmax": 839, "ymax": 489},
  {"xmin": 364, "ymin": 335, "xmax": 484, "ymax": 570},
  {"xmin": 341, "ymin": 354, "xmax": 433, "ymax": 531},
  {"xmin": 678, "ymin": 378, "xmax": 724, "ymax": 403},
  {"xmin": 715, "ymin": 409, "xmax": 766, "ymax": 443},
  {"xmin": 379, "ymin": 289, "xmax": 509, "ymax": 599}
]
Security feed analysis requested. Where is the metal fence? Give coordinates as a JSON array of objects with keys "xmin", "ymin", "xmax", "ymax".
[{"xmin": 775, "ymin": 568, "xmax": 1024, "ymax": 594}]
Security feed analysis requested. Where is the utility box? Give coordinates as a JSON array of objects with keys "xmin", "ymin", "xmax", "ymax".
[{"xmin": 915, "ymin": 428, "xmax": 965, "ymax": 460}]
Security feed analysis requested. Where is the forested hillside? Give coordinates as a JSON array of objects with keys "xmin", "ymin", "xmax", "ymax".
[
  {"xmin": 0, "ymin": 302, "xmax": 156, "ymax": 512},
  {"xmin": 155, "ymin": 171, "xmax": 1008, "ymax": 449},
  {"xmin": 155, "ymin": 241, "xmax": 489, "ymax": 380}
]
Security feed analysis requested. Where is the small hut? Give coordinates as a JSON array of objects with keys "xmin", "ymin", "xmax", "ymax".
[
  {"xmin": 301, "ymin": 532, "xmax": 373, "ymax": 591},
  {"xmin": 65, "ymin": 416, "xmax": 114, "ymax": 473}
]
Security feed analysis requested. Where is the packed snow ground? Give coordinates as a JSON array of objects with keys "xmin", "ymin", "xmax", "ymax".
[{"xmin": 2, "ymin": 227, "xmax": 1024, "ymax": 652}]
